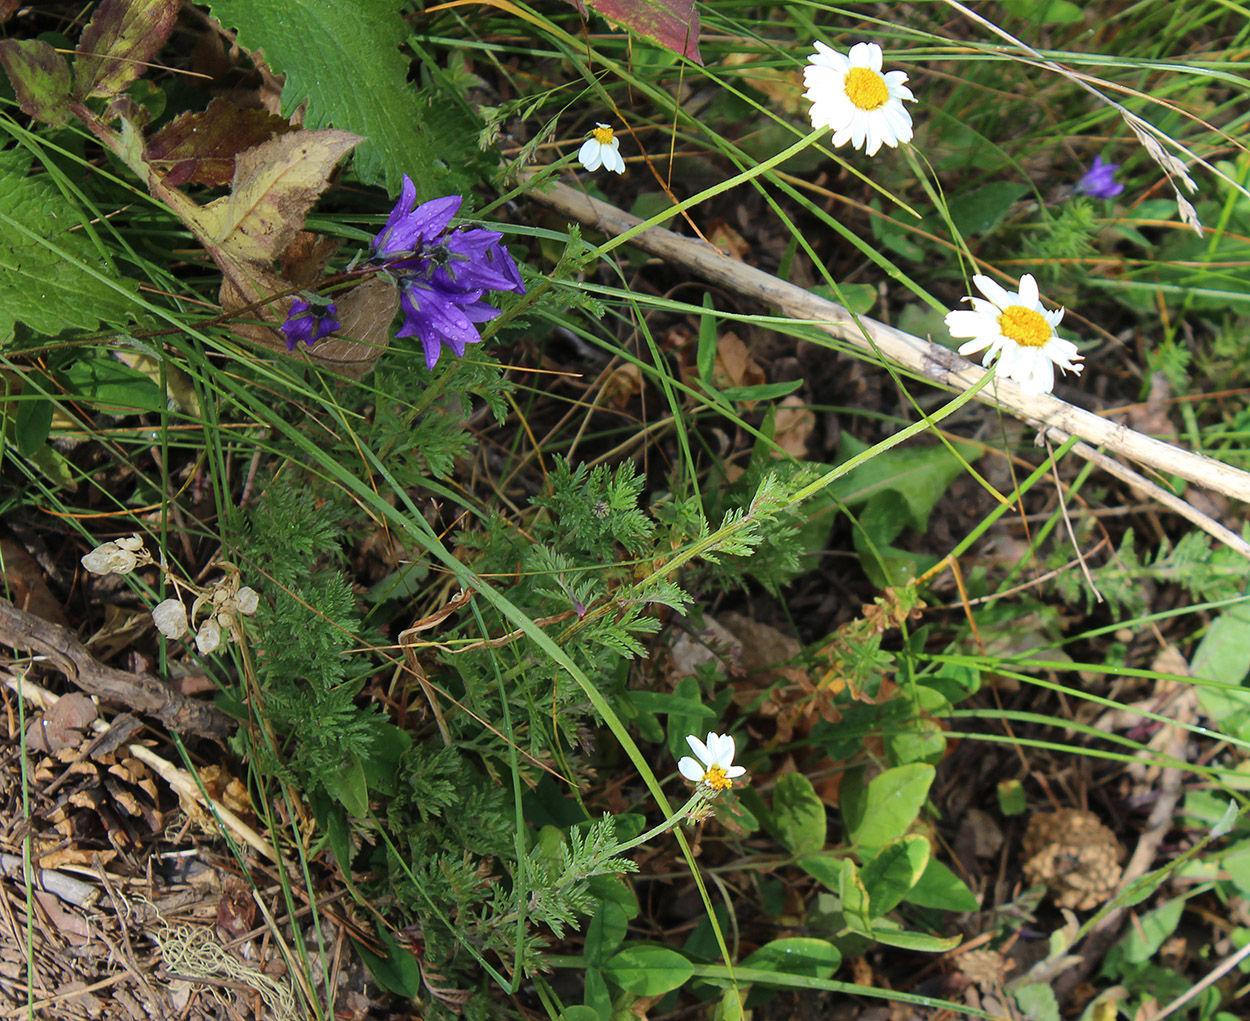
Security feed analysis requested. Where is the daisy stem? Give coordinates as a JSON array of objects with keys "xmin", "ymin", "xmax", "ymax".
[
  {"xmin": 593, "ymin": 128, "xmax": 826, "ymax": 258},
  {"xmin": 594, "ymin": 792, "xmax": 707, "ymax": 862}
]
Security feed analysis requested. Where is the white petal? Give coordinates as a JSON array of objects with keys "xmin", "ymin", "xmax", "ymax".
[
  {"xmin": 945, "ymin": 309, "xmax": 990, "ymax": 337},
  {"xmin": 972, "ymin": 274, "xmax": 1011, "ymax": 310},
  {"xmin": 725, "ymin": 764, "xmax": 747, "ymax": 778},
  {"xmin": 678, "ymin": 757, "xmax": 705, "ymax": 782},
  {"xmin": 686, "ymin": 733, "xmax": 712, "ymax": 764},
  {"xmin": 1017, "ymin": 274, "xmax": 1039, "ymax": 308},
  {"xmin": 603, "ymin": 142, "xmax": 625, "ymax": 174},
  {"xmin": 578, "ymin": 138, "xmax": 602, "ymax": 171},
  {"xmin": 710, "ymin": 732, "xmax": 736, "ymax": 767}
]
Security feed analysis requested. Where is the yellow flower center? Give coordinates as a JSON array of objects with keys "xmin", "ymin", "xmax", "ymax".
[
  {"xmin": 591, "ymin": 125, "xmax": 615, "ymax": 145},
  {"xmin": 998, "ymin": 305, "xmax": 1052, "ymax": 348},
  {"xmin": 844, "ymin": 67, "xmax": 889, "ymax": 111},
  {"xmin": 703, "ymin": 765, "xmax": 733, "ymax": 791}
]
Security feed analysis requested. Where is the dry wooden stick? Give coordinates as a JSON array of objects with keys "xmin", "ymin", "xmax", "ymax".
[{"xmin": 524, "ymin": 174, "xmax": 1250, "ymax": 554}]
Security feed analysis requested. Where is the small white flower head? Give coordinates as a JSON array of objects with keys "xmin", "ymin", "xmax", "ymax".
[
  {"xmin": 152, "ymin": 598, "xmax": 189, "ymax": 639},
  {"xmin": 81, "ymin": 534, "xmax": 149, "ymax": 576},
  {"xmin": 803, "ymin": 41, "xmax": 915, "ymax": 156},
  {"xmin": 678, "ymin": 731, "xmax": 747, "ymax": 793},
  {"xmin": 578, "ymin": 123, "xmax": 625, "ymax": 174},
  {"xmin": 195, "ymin": 617, "xmax": 222, "ymax": 655},
  {"xmin": 945, "ymin": 273, "xmax": 1083, "ymax": 397}
]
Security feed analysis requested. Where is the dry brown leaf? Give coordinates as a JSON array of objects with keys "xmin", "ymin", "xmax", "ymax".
[
  {"xmin": 772, "ymin": 395, "xmax": 815, "ymax": 458},
  {"xmin": 0, "ymin": 538, "xmax": 68, "ymax": 626}
]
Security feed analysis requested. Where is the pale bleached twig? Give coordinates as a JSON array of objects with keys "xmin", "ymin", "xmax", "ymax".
[{"xmin": 523, "ymin": 174, "xmax": 1250, "ymax": 557}]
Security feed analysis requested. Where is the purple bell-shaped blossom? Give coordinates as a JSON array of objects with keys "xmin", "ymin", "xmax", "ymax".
[
  {"xmin": 371, "ymin": 175, "xmax": 525, "ymax": 370},
  {"xmin": 1075, "ymin": 155, "xmax": 1124, "ymax": 199},
  {"xmin": 281, "ymin": 298, "xmax": 340, "ymax": 350}
]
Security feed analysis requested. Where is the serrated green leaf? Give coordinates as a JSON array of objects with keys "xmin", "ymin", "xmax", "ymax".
[
  {"xmin": 770, "ymin": 772, "xmax": 826, "ymax": 855},
  {"xmin": 202, "ymin": 0, "xmax": 472, "ymax": 193},
  {"xmin": 1013, "ymin": 983, "xmax": 1061, "ymax": 1021},
  {"xmin": 0, "ymin": 39, "xmax": 72, "ymax": 125},
  {"xmin": 0, "ymin": 149, "xmax": 138, "ymax": 338},
  {"xmin": 849, "ymin": 764, "xmax": 934, "ymax": 850},
  {"xmin": 604, "ymin": 945, "xmax": 693, "ymax": 994}
]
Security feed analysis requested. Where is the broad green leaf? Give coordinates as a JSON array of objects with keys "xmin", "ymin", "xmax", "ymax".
[
  {"xmin": 1192, "ymin": 602, "xmax": 1250, "ymax": 727},
  {"xmin": 60, "ymin": 356, "xmax": 165, "ymax": 414},
  {"xmin": 202, "ymin": 0, "xmax": 476, "ymax": 193},
  {"xmin": 905, "ymin": 858, "xmax": 980, "ymax": 912},
  {"xmin": 838, "ymin": 858, "xmax": 872, "ymax": 932},
  {"xmin": 713, "ymin": 988, "xmax": 746, "ymax": 1021},
  {"xmin": 352, "ymin": 927, "xmax": 422, "ymax": 997},
  {"xmin": 604, "ymin": 945, "xmax": 693, "ymax": 995},
  {"xmin": 770, "ymin": 772, "xmax": 826, "ymax": 855},
  {"xmin": 561, "ymin": 1007, "xmax": 601, "ymax": 1021},
  {"xmin": 325, "ymin": 751, "xmax": 368, "ymax": 817},
  {"xmin": 796, "ymin": 853, "xmax": 842, "ymax": 892},
  {"xmin": 947, "ymin": 181, "xmax": 1030, "ymax": 237},
  {"xmin": 740, "ymin": 937, "xmax": 841, "ymax": 985},
  {"xmin": 14, "ymin": 392, "xmax": 53, "ymax": 457},
  {"xmin": 852, "ymin": 918, "xmax": 961, "ymax": 952},
  {"xmin": 1013, "ymin": 983, "xmax": 1061, "ymax": 1021},
  {"xmin": 860, "ymin": 837, "xmax": 931, "ymax": 917},
  {"xmin": 827, "ymin": 433, "xmax": 981, "ymax": 530},
  {"xmin": 849, "ymin": 764, "xmax": 934, "ymax": 850},
  {"xmin": 584, "ymin": 901, "xmax": 628, "ymax": 966},
  {"xmin": 583, "ymin": 968, "xmax": 611, "ymax": 1021},
  {"xmin": 0, "ymin": 148, "xmax": 139, "ymax": 338},
  {"xmin": 1121, "ymin": 897, "xmax": 1184, "ymax": 963},
  {"xmin": 587, "ymin": 875, "xmax": 640, "ymax": 920}
]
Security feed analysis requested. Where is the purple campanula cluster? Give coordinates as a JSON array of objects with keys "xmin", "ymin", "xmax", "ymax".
[
  {"xmin": 372, "ymin": 175, "xmax": 525, "ymax": 370},
  {"xmin": 281, "ymin": 298, "xmax": 340, "ymax": 350},
  {"xmin": 1075, "ymin": 155, "xmax": 1124, "ymax": 199}
]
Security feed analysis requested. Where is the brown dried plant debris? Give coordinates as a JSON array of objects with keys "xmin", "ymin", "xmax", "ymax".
[{"xmin": 1021, "ymin": 808, "xmax": 1125, "ymax": 910}]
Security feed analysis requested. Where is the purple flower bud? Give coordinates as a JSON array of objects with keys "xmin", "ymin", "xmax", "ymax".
[
  {"xmin": 281, "ymin": 298, "xmax": 340, "ymax": 350},
  {"xmin": 1075, "ymin": 155, "xmax": 1123, "ymax": 199}
]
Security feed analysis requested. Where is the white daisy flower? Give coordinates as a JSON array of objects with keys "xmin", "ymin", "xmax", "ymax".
[
  {"xmin": 945, "ymin": 273, "xmax": 1083, "ymax": 397},
  {"xmin": 578, "ymin": 123, "xmax": 625, "ymax": 174},
  {"xmin": 803, "ymin": 41, "xmax": 915, "ymax": 157},
  {"xmin": 678, "ymin": 731, "xmax": 746, "ymax": 792}
]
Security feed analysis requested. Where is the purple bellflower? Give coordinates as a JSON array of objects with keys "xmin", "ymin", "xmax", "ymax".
[
  {"xmin": 372, "ymin": 175, "xmax": 525, "ymax": 370},
  {"xmin": 1075, "ymin": 155, "xmax": 1124, "ymax": 199},
  {"xmin": 281, "ymin": 298, "xmax": 340, "ymax": 350}
]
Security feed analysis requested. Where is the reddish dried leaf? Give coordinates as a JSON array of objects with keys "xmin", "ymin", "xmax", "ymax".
[
  {"xmin": 145, "ymin": 98, "xmax": 294, "ymax": 187},
  {"xmin": 27, "ymin": 693, "xmax": 97, "ymax": 753},
  {"xmin": 591, "ymin": 0, "xmax": 702, "ymax": 64},
  {"xmin": 0, "ymin": 0, "xmax": 20, "ymax": 24},
  {"xmin": 75, "ymin": 0, "xmax": 180, "ymax": 100},
  {"xmin": 0, "ymin": 39, "xmax": 71, "ymax": 126}
]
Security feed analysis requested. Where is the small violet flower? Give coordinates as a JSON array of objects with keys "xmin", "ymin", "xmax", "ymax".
[
  {"xmin": 371, "ymin": 176, "xmax": 525, "ymax": 370},
  {"xmin": 678, "ymin": 732, "xmax": 747, "ymax": 793},
  {"xmin": 1075, "ymin": 155, "xmax": 1123, "ymax": 199},
  {"xmin": 281, "ymin": 298, "xmax": 340, "ymax": 350}
]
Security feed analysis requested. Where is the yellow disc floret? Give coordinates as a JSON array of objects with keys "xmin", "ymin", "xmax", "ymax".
[
  {"xmin": 591, "ymin": 124, "xmax": 615, "ymax": 145},
  {"xmin": 844, "ymin": 67, "xmax": 889, "ymax": 111},
  {"xmin": 998, "ymin": 305, "xmax": 1052, "ymax": 348},
  {"xmin": 703, "ymin": 765, "xmax": 733, "ymax": 791}
]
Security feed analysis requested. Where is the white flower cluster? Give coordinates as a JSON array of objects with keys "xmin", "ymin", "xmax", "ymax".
[
  {"xmin": 153, "ymin": 565, "xmax": 259, "ymax": 655},
  {"xmin": 81, "ymin": 533, "xmax": 259, "ymax": 656},
  {"xmin": 80, "ymin": 535, "xmax": 153, "ymax": 576}
]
